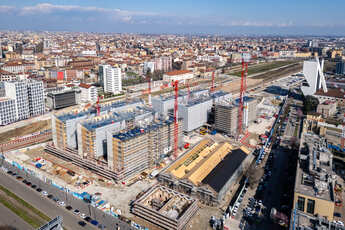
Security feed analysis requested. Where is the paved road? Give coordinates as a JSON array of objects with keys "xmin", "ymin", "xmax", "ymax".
[
  {"xmin": 0, "ymin": 170, "xmax": 99, "ymax": 230},
  {"xmin": 1, "ymin": 160, "xmax": 133, "ymax": 230},
  {"xmin": 250, "ymin": 97, "xmax": 302, "ymax": 230},
  {"xmin": 0, "ymin": 203, "xmax": 34, "ymax": 230}
]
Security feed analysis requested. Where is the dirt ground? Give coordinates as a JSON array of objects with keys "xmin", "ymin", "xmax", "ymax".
[
  {"xmin": 0, "ymin": 120, "xmax": 51, "ymax": 144},
  {"xmin": 221, "ymin": 78, "xmax": 262, "ymax": 94},
  {"xmin": 188, "ymin": 205, "xmax": 222, "ymax": 230}
]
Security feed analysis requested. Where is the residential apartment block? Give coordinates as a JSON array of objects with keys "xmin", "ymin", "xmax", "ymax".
[
  {"xmin": 0, "ymin": 80, "xmax": 44, "ymax": 124},
  {"xmin": 102, "ymin": 65, "xmax": 122, "ymax": 94}
]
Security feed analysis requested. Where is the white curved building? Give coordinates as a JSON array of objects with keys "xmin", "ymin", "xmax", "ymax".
[{"xmin": 301, "ymin": 57, "xmax": 327, "ymax": 96}]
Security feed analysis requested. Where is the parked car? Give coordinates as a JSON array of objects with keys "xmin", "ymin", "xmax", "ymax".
[
  {"xmin": 334, "ymin": 212, "xmax": 342, "ymax": 218},
  {"xmin": 78, "ymin": 221, "xmax": 87, "ymax": 227},
  {"xmin": 58, "ymin": 201, "xmax": 65, "ymax": 207},
  {"xmin": 74, "ymin": 209, "xmax": 81, "ymax": 215},
  {"xmin": 41, "ymin": 191, "xmax": 48, "ymax": 196}
]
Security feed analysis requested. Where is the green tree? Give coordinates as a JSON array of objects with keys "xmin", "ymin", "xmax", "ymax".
[{"xmin": 303, "ymin": 95, "xmax": 319, "ymax": 113}]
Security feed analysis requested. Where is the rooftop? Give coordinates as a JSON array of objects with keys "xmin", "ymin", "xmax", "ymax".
[
  {"xmin": 79, "ymin": 83, "xmax": 92, "ymax": 89},
  {"xmin": 82, "ymin": 107, "xmax": 153, "ymax": 131},
  {"xmin": 165, "ymin": 70, "xmax": 192, "ymax": 76},
  {"xmin": 295, "ymin": 133, "xmax": 335, "ymax": 202},
  {"xmin": 135, "ymin": 185, "xmax": 197, "ymax": 220},
  {"xmin": 113, "ymin": 118, "xmax": 174, "ymax": 141},
  {"xmin": 57, "ymin": 109, "xmax": 92, "ymax": 122},
  {"xmin": 315, "ymin": 88, "xmax": 345, "ymax": 99},
  {"xmin": 202, "ymin": 147, "xmax": 248, "ymax": 192}
]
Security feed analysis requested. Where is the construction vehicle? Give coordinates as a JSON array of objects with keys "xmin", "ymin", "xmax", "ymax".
[{"xmin": 200, "ymin": 127, "xmax": 207, "ymax": 135}]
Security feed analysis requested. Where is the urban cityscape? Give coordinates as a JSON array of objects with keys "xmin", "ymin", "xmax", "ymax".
[{"xmin": 0, "ymin": 1, "xmax": 345, "ymax": 230}]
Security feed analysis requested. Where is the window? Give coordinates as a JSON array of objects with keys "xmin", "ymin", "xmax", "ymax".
[
  {"xmin": 297, "ymin": 196, "xmax": 305, "ymax": 212},
  {"xmin": 306, "ymin": 199, "xmax": 315, "ymax": 214}
]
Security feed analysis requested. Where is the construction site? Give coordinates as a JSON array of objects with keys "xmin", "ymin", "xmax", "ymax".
[
  {"xmin": 50, "ymin": 97, "xmax": 183, "ymax": 182},
  {"xmin": 0, "ymin": 55, "xmax": 301, "ymax": 230},
  {"xmin": 132, "ymin": 185, "xmax": 199, "ymax": 230},
  {"xmin": 157, "ymin": 138, "xmax": 253, "ymax": 206}
]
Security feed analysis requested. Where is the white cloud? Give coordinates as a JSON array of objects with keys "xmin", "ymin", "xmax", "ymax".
[
  {"xmin": 0, "ymin": 5, "xmax": 15, "ymax": 13},
  {"xmin": 0, "ymin": 3, "xmax": 322, "ymax": 28}
]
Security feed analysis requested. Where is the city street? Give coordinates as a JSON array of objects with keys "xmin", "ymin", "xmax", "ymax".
[
  {"xmin": 0, "ymin": 160, "xmax": 133, "ymax": 230},
  {"xmin": 0, "ymin": 203, "xmax": 34, "ymax": 230}
]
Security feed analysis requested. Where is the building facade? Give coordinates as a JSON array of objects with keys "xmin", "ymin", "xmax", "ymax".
[
  {"xmin": 4, "ymin": 81, "xmax": 30, "ymax": 120},
  {"xmin": 301, "ymin": 57, "xmax": 327, "ymax": 96},
  {"xmin": 336, "ymin": 61, "xmax": 345, "ymax": 75},
  {"xmin": 0, "ymin": 70, "xmax": 17, "ymax": 82},
  {"xmin": 79, "ymin": 83, "xmax": 98, "ymax": 103},
  {"xmin": 27, "ymin": 81, "xmax": 45, "ymax": 116},
  {"xmin": 102, "ymin": 65, "xmax": 122, "ymax": 94},
  {"xmin": 163, "ymin": 70, "xmax": 193, "ymax": 83},
  {"xmin": 0, "ymin": 98, "xmax": 16, "ymax": 125}
]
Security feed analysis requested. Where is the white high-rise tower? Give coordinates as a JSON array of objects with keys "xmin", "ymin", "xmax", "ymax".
[
  {"xmin": 301, "ymin": 57, "xmax": 327, "ymax": 96},
  {"xmin": 102, "ymin": 65, "xmax": 122, "ymax": 94}
]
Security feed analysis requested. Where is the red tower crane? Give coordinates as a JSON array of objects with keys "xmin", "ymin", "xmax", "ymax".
[
  {"xmin": 187, "ymin": 79, "xmax": 191, "ymax": 101},
  {"xmin": 147, "ymin": 76, "xmax": 152, "ymax": 106},
  {"xmin": 172, "ymin": 80, "xmax": 179, "ymax": 158},
  {"xmin": 211, "ymin": 71, "xmax": 215, "ymax": 92},
  {"xmin": 96, "ymin": 96, "xmax": 100, "ymax": 116},
  {"xmin": 237, "ymin": 54, "xmax": 250, "ymax": 137},
  {"xmin": 340, "ymin": 117, "xmax": 345, "ymax": 149}
]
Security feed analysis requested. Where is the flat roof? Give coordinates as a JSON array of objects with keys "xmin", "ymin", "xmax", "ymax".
[
  {"xmin": 82, "ymin": 107, "xmax": 154, "ymax": 131},
  {"xmin": 57, "ymin": 110, "xmax": 92, "ymax": 122},
  {"xmin": 113, "ymin": 118, "xmax": 174, "ymax": 141},
  {"xmin": 202, "ymin": 148, "xmax": 247, "ymax": 193},
  {"xmin": 294, "ymin": 133, "xmax": 334, "ymax": 202}
]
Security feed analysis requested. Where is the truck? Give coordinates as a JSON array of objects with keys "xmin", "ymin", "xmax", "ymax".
[
  {"xmin": 149, "ymin": 169, "xmax": 160, "ymax": 179},
  {"xmin": 270, "ymin": 208, "xmax": 288, "ymax": 227}
]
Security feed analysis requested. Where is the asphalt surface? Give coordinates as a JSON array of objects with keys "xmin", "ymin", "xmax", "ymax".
[
  {"xmin": 249, "ymin": 97, "xmax": 302, "ymax": 230},
  {"xmin": 0, "ymin": 161, "xmax": 133, "ymax": 230},
  {"xmin": 0, "ymin": 203, "xmax": 34, "ymax": 230},
  {"xmin": 0, "ymin": 169, "xmax": 98, "ymax": 230}
]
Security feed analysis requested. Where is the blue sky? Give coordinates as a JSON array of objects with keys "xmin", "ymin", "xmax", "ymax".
[{"xmin": 0, "ymin": 0, "xmax": 344, "ymax": 35}]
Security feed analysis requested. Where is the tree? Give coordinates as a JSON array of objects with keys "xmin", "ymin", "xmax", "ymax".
[{"xmin": 303, "ymin": 95, "xmax": 319, "ymax": 114}]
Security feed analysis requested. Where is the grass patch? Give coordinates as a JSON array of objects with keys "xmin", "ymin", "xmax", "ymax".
[
  {"xmin": 0, "ymin": 184, "xmax": 51, "ymax": 224},
  {"xmin": 233, "ymin": 61, "xmax": 298, "ymax": 77},
  {"xmin": 0, "ymin": 194, "xmax": 45, "ymax": 228}
]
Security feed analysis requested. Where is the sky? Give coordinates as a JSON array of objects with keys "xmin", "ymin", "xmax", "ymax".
[{"xmin": 0, "ymin": 0, "xmax": 345, "ymax": 35}]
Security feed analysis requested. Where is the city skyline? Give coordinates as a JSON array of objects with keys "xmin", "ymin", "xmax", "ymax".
[{"xmin": 0, "ymin": 0, "xmax": 345, "ymax": 35}]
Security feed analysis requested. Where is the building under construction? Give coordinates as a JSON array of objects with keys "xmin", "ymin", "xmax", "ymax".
[
  {"xmin": 151, "ymin": 89, "xmax": 209, "ymax": 117},
  {"xmin": 132, "ymin": 185, "xmax": 198, "ymax": 230},
  {"xmin": 52, "ymin": 99, "xmax": 144, "ymax": 150},
  {"xmin": 77, "ymin": 107, "xmax": 155, "ymax": 160},
  {"xmin": 179, "ymin": 91, "xmax": 231, "ymax": 132},
  {"xmin": 215, "ymin": 96, "xmax": 257, "ymax": 136},
  {"xmin": 50, "ymin": 98, "xmax": 183, "ymax": 181},
  {"xmin": 108, "ymin": 118, "xmax": 183, "ymax": 180},
  {"xmin": 152, "ymin": 90, "xmax": 231, "ymax": 132},
  {"xmin": 158, "ymin": 139, "xmax": 254, "ymax": 205}
]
